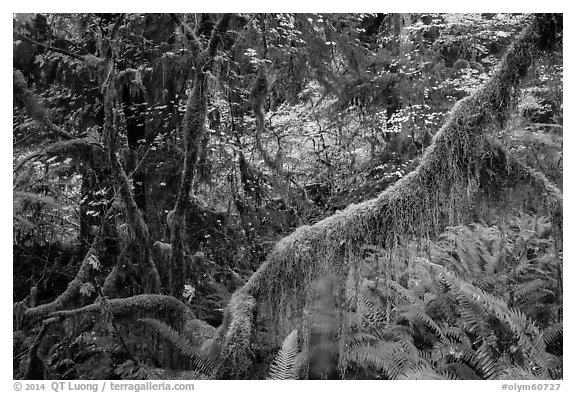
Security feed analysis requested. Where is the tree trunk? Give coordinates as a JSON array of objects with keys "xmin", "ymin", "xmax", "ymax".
[{"xmin": 168, "ymin": 14, "xmax": 231, "ymax": 296}]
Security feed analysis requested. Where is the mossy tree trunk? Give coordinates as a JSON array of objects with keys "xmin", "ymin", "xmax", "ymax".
[
  {"xmin": 119, "ymin": 70, "xmax": 148, "ymax": 211},
  {"xmin": 103, "ymin": 70, "xmax": 162, "ymax": 294},
  {"xmin": 168, "ymin": 14, "xmax": 231, "ymax": 296}
]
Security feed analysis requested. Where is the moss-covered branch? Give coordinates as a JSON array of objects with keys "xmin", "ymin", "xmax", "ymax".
[
  {"xmin": 208, "ymin": 14, "xmax": 562, "ymax": 376},
  {"xmin": 23, "ymin": 208, "xmax": 115, "ymax": 322},
  {"xmin": 52, "ymin": 294, "xmax": 195, "ymax": 330},
  {"xmin": 23, "ymin": 249, "xmax": 95, "ymax": 321},
  {"xmin": 172, "ymin": 14, "xmax": 231, "ymax": 219},
  {"xmin": 13, "ymin": 137, "xmax": 103, "ymax": 174},
  {"xmin": 13, "ymin": 69, "xmax": 74, "ymax": 140}
]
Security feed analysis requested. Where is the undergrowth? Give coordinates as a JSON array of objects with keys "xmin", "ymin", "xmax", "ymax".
[{"xmin": 337, "ymin": 215, "xmax": 562, "ymax": 380}]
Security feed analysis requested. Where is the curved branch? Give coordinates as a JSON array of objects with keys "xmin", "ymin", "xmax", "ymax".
[{"xmin": 13, "ymin": 137, "xmax": 103, "ymax": 173}]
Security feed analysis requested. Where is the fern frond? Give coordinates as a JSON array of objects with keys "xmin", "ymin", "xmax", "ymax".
[
  {"xmin": 391, "ymin": 329, "xmax": 419, "ymax": 357},
  {"xmin": 345, "ymin": 341, "xmax": 413, "ymax": 379},
  {"xmin": 347, "ymin": 331, "xmax": 382, "ymax": 349},
  {"xmin": 472, "ymin": 346, "xmax": 505, "ymax": 379},
  {"xmin": 436, "ymin": 265, "xmax": 548, "ymax": 370},
  {"xmin": 514, "ymin": 279, "xmax": 552, "ymax": 302},
  {"xmin": 434, "ymin": 224, "xmax": 506, "ymax": 279},
  {"xmin": 357, "ymin": 293, "xmax": 387, "ymax": 327},
  {"xmin": 444, "ymin": 326, "xmax": 472, "ymax": 347},
  {"xmin": 398, "ymin": 307, "xmax": 447, "ymax": 343},
  {"xmin": 467, "ymin": 285, "xmax": 546, "ymax": 360},
  {"xmin": 454, "ymin": 293, "xmax": 497, "ymax": 347},
  {"xmin": 398, "ymin": 363, "xmax": 446, "ymax": 380},
  {"xmin": 542, "ymin": 323, "xmax": 562, "ymax": 346},
  {"xmin": 496, "ymin": 365, "xmax": 541, "ymax": 380},
  {"xmin": 440, "ymin": 362, "xmax": 482, "ymax": 380},
  {"xmin": 267, "ymin": 329, "xmax": 299, "ymax": 380},
  {"xmin": 431, "ymin": 340, "xmax": 476, "ymax": 364},
  {"xmin": 388, "ymin": 280, "xmax": 421, "ymax": 304},
  {"xmin": 139, "ymin": 318, "xmax": 214, "ymax": 377}
]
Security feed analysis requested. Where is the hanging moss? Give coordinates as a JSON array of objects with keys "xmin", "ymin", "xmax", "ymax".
[{"xmin": 210, "ymin": 14, "xmax": 562, "ymax": 376}]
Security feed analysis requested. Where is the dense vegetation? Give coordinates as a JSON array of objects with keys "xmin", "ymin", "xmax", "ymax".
[{"xmin": 13, "ymin": 13, "xmax": 562, "ymax": 380}]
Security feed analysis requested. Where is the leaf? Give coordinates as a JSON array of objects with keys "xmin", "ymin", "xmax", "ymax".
[
  {"xmin": 267, "ymin": 329, "xmax": 299, "ymax": 379},
  {"xmin": 87, "ymin": 254, "xmax": 101, "ymax": 270},
  {"xmin": 183, "ymin": 285, "xmax": 196, "ymax": 302},
  {"xmin": 79, "ymin": 282, "xmax": 95, "ymax": 297},
  {"xmin": 139, "ymin": 318, "xmax": 214, "ymax": 377}
]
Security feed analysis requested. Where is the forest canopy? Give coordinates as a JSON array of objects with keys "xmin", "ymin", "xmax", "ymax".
[{"xmin": 13, "ymin": 13, "xmax": 562, "ymax": 380}]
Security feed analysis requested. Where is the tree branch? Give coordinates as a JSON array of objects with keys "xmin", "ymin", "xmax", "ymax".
[
  {"xmin": 16, "ymin": 32, "xmax": 85, "ymax": 61},
  {"xmin": 13, "ymin": 137, "xmax": 103, "ymax": 174},
  {"xmin": 51, "ymin": 294, "xmax": 195, "ymax": 330},
  {"xmin": 13, "ymin": 69, "xmax": 74, "ymax": 140},
  {"xmin": 24, "ymin": 208, "xmax": 114, "ymax": 322}
]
